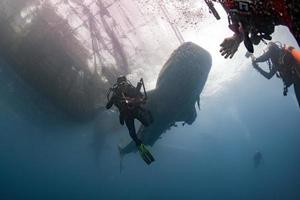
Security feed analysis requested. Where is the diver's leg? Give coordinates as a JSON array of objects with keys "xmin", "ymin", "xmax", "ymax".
[
  {"xmin": 148, "ymin": 110, "xmax": 154, "ymax": 124},
  {"xmin": 136, "ymin": 107, "xmax": 153, "ymax": 127},
  {"xmin": 132, "ymin": 109, "xmax": 155, "ymax": 164},
  {"xmin": 125, "ymin": 117, "xmax": 142, "ymax": 146},
  {"xmin": 119, "ymin": 113, "xmax": 124, "ymax": 125},
  {"xmin": 293, "ymin": 79, "xmax": 300, "ymax": 108},
  {"xmin": 125, "ymin": 114, "xmax": 154, "ymax": 164}
]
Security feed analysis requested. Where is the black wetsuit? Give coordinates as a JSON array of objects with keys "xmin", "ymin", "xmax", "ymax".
[
  {"xmin": 253, "ymin": 44, "xmax": 300, "ymax": 107},
  {"xmin": 106, "ymin": 81, "xmax": 153, "ymax": 146}
]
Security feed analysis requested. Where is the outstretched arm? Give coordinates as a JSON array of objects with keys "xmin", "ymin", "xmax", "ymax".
[{"xmin": 252, "ymin": 62, "xmax": 277, "ymax": 79}]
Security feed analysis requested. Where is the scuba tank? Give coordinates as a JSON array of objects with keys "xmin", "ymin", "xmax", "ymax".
[
  {"xmin": 288, "ymin": 47, "xmax": 300, "ymax": 64},
  {"xmin": 107, "ymin": 78, "xmax": 148, "ymax": 109},
  {"xmin": 277, "ymin": 44, "xmax": 300, "ymax": 96}
]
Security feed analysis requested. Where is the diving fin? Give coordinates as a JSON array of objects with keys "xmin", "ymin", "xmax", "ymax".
[
  {"xmin": 145, "ymin": 150, "xmax": 155, "ymax": 162},
  {"xmin": 140, "ymin": 153, "xmax": 152, "ymax": 165},
  {"xmin": 138, "ymin": 144, "xmax": 155, "ymax": 165}
]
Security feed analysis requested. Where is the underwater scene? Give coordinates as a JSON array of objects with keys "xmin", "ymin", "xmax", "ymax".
[{"xmin": 0, "ymin": 0, "xmax": 299, "ymax": 199}]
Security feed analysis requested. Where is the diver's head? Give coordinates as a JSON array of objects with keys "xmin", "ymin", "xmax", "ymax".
[
  {"xmin": 267, "ymin": 42, "xmax": 280, "ymax": 53},
  {"xmin": 117, "ymin": 76, "xmax": 127, "ymax": 84},
  {"xmin": 268, "ymin": 42, "xmax": 277, "ymax": 47},
  {"xmin": 267, "ymin": 42, "xmax": 279, "ymax": 49}
]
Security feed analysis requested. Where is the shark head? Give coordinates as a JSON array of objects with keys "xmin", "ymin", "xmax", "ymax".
[{"xmin": 148, "ymin": 42, "xmax": 211, "ymax": 124}]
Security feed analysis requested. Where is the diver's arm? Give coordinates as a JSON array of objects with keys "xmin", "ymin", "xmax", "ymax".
[
  {"xmin": 106, "ymin": 95, "xmax": 115, "ymax": 109},
  {"xmin": 253, "ymin": 63, "xmax": 277, "ymax": 79},
  {"xmin": 253, "ymin": 50, "xmax": 272, "ymax": 63}
]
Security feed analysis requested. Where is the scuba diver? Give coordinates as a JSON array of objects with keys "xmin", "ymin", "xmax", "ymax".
[
  {"xmin": 253, "ymin": 151, "xmax": 263, "ymax": 168},
  {"xmin": 249, "ymin": 42, "xmax": 300, "ymax": 107},
  {"xmin": 106, "ymin": 76, "xmax": 155, "ymax": 165},
  {"xmin": 205, "ymin": 0, "xmax": 300, "ymax": 58}
]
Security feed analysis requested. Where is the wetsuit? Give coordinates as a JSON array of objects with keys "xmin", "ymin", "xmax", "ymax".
[
  {"xmin": 253, "ymin": 44, "xmax": 300, "ymax": 107},
  {"xmin": 221, "ymin": 0, "xmax": 300, "ymax": 47},
  {"xmin": 106, "ymin": 81, "xmax": 153, "ymax": 146}
]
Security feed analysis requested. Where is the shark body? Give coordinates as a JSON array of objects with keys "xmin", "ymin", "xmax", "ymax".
[{"xmin": 120, "ymin": 42, "xmax": 212, "ymax": 156}]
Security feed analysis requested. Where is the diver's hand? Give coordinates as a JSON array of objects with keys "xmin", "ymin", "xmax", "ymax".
[
  {"xmin": 251, "ymin": 56, "xmax": 259, "ymax": 69},
  {"xmin": 137, "ymin": 144, "xmax": 155, "ymax": 165},
  {"xmin": 220, "ymin": 34, "xmax": 243, "ymax": 59},
  {"xmin": 251, "ymin": 55, "xmax": 257, "ymax": 63}
]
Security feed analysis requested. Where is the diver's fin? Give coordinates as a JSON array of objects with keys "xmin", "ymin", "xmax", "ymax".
[
  {"xmin": 141, "ymin": 153, "xmax": 152, "ymax": 165},
  {"xmin": 145, "ymin": 150, "xmax": 155, "ymax": 162},
  {"xmin": 138, "ymin": 144, "xmax": 155, "ymax": 165},
  {"xmin": 143, "ymin": 152, "xmax": 155, "ymax": 165}
]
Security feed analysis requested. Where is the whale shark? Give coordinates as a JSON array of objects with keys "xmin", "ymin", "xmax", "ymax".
[{"xmin": 119, "ymin": 42, "xmax": 212, "ymax": 157}]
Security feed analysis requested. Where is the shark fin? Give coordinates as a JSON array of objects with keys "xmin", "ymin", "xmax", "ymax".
[
  {"xmin": 197, "ymin": 97, "xmax": 200, "ymax": 110},
  {"xmin": 118, "ymin": 144, "xmax": 124, "ymax": 173}
]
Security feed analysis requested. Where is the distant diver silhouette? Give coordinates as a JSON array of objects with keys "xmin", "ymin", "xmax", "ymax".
[{"xmin": 253, "ymin": 151, "xmax": 263, "ymax": 168}]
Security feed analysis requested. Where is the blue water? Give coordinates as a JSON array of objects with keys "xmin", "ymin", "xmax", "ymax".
[{"xmin": 0, "ymin": 56, "xmax": 300, "ymax": 200}]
